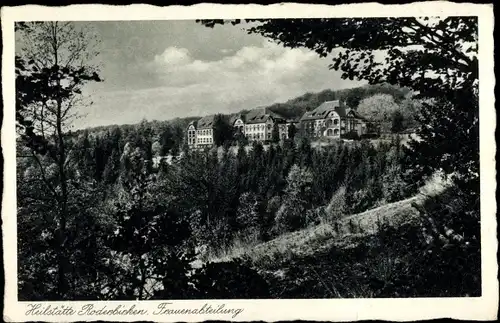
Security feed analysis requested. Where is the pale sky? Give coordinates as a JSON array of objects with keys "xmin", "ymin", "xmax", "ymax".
[{"xmin": 54, "ymin": 21, "xmax": 366, "ymax": 128}]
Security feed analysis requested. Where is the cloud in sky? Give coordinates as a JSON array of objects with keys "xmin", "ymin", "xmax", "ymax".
[
  {"xmin": 154, "ymin": 47, "xmax": 192, "ymax": 66},
  {"xmin": 78, "ymin": 39, "xmax": 365, "ymax": 129}
]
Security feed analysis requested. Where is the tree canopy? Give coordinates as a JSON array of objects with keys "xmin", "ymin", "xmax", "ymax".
[{"xmin": 198, "ymin": 18, "xmax": 477, "ymax": 96}]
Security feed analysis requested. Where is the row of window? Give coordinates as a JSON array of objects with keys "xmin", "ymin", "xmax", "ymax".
[
  {"xmin": 192, "ymin": 123, "xmax": 292, "ymax": 136},
  {"xmin": 189, "ymin": 131, "xmax": 291, "ymax": 145},
  {"xmin": 306, "ymin": 128, "xmax": 346, "ymax": 137},
  {"xmin": 197, "ymin": 137, "xmax": 213, "ymax": 144},
  {"xmin": 248, "ymin": 133, "xmax": 265, "ymax": 140},
  {"xmin": 307, "ymin": 118, "xmax": 341, "ymax": 126},
  {"xmin": 243, "ymin": 127, "xmax": 289, "ymax": 133},
  {"xmin": 196, "ymin": 129, "xmax": 212, "ymax": 136},
  {"xmin": 245, "ymin": 124, "xmax": 271, "ymax": 131}
]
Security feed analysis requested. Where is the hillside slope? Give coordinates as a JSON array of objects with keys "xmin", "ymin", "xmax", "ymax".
[{"xmin": 210, "ymin": 172, "xmax": 450, "ymax": 265}]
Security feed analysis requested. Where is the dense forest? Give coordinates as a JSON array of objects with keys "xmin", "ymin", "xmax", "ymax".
[
  {"xmin": 16, "ymin": 128, "xmax": 421, "ymax": 299},
  {"xmin": 14, "ymin": 18, "xmax": 480, "ymax": 300}
]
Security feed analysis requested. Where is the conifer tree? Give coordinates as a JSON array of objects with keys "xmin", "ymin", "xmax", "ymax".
[
  {"xmin": 271, "ymin": 123, "xmax": 280, "ymax": 143},
  {"xmin": 102, "ymin": 149, "xmax": 121, "ymax": 184}
]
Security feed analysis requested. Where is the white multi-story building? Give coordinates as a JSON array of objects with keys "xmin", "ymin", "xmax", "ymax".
[
  {"xmin": 243, "ymin": 108, "xmax": 289, "ymax": 142},
  {"xmin": 300, "ymin": 100, "xmax": 368, "ymax": 138},
  {"xmin": 187, "ymin": 121, "xmax": 197, "ymax": 148},
  {"xmin": 195, "ymin": 115, "xmax": 215, "ymax": 147},
  {"xmin": 186, "ymin": 115, "xmax": 215, "ymax": 149}
]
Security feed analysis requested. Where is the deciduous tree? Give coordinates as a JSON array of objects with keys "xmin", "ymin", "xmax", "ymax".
[
  {"xmin": 16, "ymin": 22, "xmax": 102, "ymax": 298},
  {"xmin": 357, "ymin": 94, "xmax": 399, "ymax": 132}
]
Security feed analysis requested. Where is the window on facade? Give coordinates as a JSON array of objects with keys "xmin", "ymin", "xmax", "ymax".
[{"xmin": 334, "ymin": 119, "xmax": 339, "ymax": 125}]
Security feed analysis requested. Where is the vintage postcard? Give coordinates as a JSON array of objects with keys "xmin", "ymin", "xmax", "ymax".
[{"xmin": 1, "ymin": 2, "xmax": 497, "ymax": 322}]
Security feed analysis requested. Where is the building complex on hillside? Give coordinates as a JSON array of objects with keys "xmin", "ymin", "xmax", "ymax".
[{"xmin": 186, "ymin": 100, "xmax": 372, "ymax": 148}]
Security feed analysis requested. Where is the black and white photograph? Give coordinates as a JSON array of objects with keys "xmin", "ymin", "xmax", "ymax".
[{"xmin": 1, "ymin": 2, "xmax": 497, "ymax": 322}]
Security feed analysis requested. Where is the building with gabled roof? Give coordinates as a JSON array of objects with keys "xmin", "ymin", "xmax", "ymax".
[
  {"xmin": 230, "ymin": 113, "xmax": 246, "ymax": 137},
  {"xmin": 243, "ymin": 108, "xmax": 288, "ymax": 142},
  {"xmin": 196, "ymin": 115, "xmax": 216, "ymax": 129},
  {"xmin": 186, "ymin": 120, "xmax": 198, "ymax": 148},
  {"xmin": 300, "ymin": 100, "xmax": 347, "ymax": 122},
  {"xmin": 196, "ymin": 115, "xmax": 216, "ymax": 147},
  {"xmin": 186, "ymin": 114, "xmax": 216, "ymax": 148},
  {"xmin": 300, "ymin": 100, "xmax": 368, "ymax": 138}
]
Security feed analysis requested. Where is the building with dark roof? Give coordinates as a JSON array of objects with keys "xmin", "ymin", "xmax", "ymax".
[
  {"xmin": 230, "ymin": 113, "xmax": 246, "ymax": 136},
  {"xmin": 196, "ymin": 115, "xmax": 216, "ymax": 129},
  {"xmin": 186, "ymin": 115, "xmax": 216, "ymax": 148},
  {"xmin": 300, "ymin": 100, "xmax": 368, "ymax": 138},
  {"xmin": 243, "ymin": 108, "xmax": 289, "ymax": 142}
]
